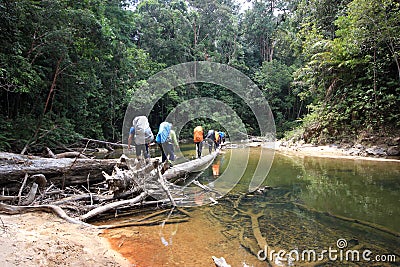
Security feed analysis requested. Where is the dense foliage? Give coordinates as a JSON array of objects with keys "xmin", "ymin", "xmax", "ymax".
[{"xmin": 0, "ymin": 0, "xmax": 399, "ymax": 152}]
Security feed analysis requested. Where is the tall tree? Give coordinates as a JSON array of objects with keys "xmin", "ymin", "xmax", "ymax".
[{"xmin": 293, "ymin": 0, "xmax": 400, "ymax": 141}]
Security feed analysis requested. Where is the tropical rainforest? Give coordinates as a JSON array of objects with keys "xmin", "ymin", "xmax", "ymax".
[{"xmin": 1, "ymin": 0, "xmax": 399, "ymax": 153}]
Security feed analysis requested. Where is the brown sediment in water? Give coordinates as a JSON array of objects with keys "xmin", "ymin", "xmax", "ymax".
[{"xmin": 101, "ymin": 209, "xmax": 266, "ymax": 267}]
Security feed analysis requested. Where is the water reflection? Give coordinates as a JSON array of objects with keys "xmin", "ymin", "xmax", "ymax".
[
  {"xmin": 266, "ymin": 152, "xmax": 400, "ymax": 233},
  {"xmin": 212, "ymin": 160, "xmax": 220, "ymax": 177}
]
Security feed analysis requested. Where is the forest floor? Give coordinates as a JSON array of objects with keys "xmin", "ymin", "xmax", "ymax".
[{"xmin": 0, "ymin": 144, "xmax": 398, "ymax": 267}]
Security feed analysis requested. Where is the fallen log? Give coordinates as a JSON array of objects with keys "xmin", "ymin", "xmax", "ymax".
[
  {"xmin": 102, "ymin": 151, "xmax": 219, "ymax": 199},
  {"xmin": 157, "ymin": 168, "xmax": 177, "ymax": 206},
  {"xmin": 55, "ymin": 152, "xmax": 88, "ymax": 159},
  {"xmin": 162, "ymin": 150, "xmax": 219, "ymax": 181},
  {"xmin": 0, "ymin": 152, "xmax": 121, "ymax": 192},
  {"xmin": 1, "ymin": 149, "xmax": 219, "ymax": 226}
]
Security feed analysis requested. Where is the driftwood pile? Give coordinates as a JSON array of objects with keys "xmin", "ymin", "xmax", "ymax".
[{"xmin": 0, "ymin": 149, "xmax": 220, "ymax": 228}]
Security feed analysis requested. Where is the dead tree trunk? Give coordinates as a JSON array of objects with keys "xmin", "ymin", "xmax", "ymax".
[
  {"xmin": 1, "ymin": 150, "xmax": 221, "ymax": 225},
  {"xmin": 103, "ymin": 151, "xmax": 219, "ymax": 197},
  {"xmin": 0, "ymin": 152, "xmax": 121, "ymax": 192},
  {"xmin": 163, "ymin": 150, "xmax": 219, "ymax": 181}
]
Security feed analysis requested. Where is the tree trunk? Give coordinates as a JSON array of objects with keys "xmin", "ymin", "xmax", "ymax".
[
  {"xmin": 102, "ymin": 150, "xmax": 219, "ymax": 199},
  {"xmin": 0, "ymin": 152, "xmax": 121, "ymax": 192},
  {"xmin": 162, "ymin": 150, "xmax": 219, "ymax": 181}
]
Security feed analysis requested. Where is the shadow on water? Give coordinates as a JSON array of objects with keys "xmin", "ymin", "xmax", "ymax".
[{"xmin": 100, "ymin": 146, "xmax": 399, "ymax": 266}]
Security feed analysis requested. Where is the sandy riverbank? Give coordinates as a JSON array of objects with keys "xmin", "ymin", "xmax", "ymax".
[{"xmin": 0, "ymin": 212, "xmax": 131, "ymax": 267}]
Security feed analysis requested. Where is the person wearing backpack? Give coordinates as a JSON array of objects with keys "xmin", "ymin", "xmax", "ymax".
[
  {"xmin": 130, "ymin": 116, "xmax": 154, "ymax": 160},
  {"xmin": 128, "ymin": 126, "xmax": 153, "ymax": 159},
  {"xmin": 193, "ymin": 126, "xmax": 204, "ymax": 158},
  {"xmin": 205, "ymin": 129, "xmax": 216, "ymax": 153},
  {"xmin": 214, "ymin": 130, "xmax": 220, "ymax": 149},
  {"xmin": 155, "ymin": 122, "xmax": 178, "ymax": 163},
  {"xmin": 219, "ymin": 131, "xmax": 226, "ymax": 145}
]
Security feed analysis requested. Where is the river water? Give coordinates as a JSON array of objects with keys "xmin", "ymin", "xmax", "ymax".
[{"xmin": 100, "ymin": 146, "xmax": 399, "ymax": 266}]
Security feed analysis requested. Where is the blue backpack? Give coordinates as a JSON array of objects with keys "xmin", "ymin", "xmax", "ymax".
[{"xmin": 155, "ymin": 122, "xmax": 171, "ymax": 144}]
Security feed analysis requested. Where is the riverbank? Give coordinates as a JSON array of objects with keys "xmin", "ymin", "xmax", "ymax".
[
  {"xmin": 0, "ymin": 212, "xmax": 131, "ymax": 267},
  {"xmin": 274, "ymin": 140, "xmax": 400, "ymax": 162}
]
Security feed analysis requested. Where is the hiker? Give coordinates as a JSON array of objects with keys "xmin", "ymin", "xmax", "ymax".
[
  {"xmin": 127, "ymin": 126, "xmax": 136, "ymax": 150},
  {"xmin": 155, "ymin": 122, "xmax": 178, "ymax": 163},
  {"xmin": 193, "ymin": 125, "xmax": 204, "ymax": 158},
  {"xmin": 205, "ymin": 129, "xmax": 216, "ymax": 153},
  {"xmin": 129, "ymin": 116, "xmax": 153, "ymax": 160},
  {"xmin": 219, "ymin": 131, "xmax": 226, "ymax": 145},
  {"xmin": 214, "ymin": 130, "xmax": 220, "ymax": 149}
]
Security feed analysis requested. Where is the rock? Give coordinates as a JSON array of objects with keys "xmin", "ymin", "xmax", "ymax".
[
  {"xmin": 347, "ymin": 148, "xmax": 362, "ymax": 156},
  {"xmin": 387, "ymin": 146, "xmax": 400, "ymax": 156},
  {"xmin": 384, "ymin": 137, "xmax": 400, "ymax": 146},
  {"xmin": 366, "ymin": 146, "xmax": 387, "ymax": 156},
  {"xmin": 341, "ymin": 143, "xmax": 353, "ymax": 149},
  {"xmin": 354, "ymin": 144, "xmax": 364, "ymax": 150}
]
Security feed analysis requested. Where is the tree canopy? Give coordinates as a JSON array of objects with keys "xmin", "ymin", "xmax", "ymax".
[{"xmin": 1, "ymin": 0, "xmax": 399, "ymax": 152}]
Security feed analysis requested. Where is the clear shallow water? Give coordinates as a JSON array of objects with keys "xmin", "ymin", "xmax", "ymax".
[{"xmin": 102, "ymin": 146, "xmax": 399, "ymax": 266}]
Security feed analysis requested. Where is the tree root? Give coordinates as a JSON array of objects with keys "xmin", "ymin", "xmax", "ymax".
[
  {"xmin": 238, "ymin": 226, "xmax": 259, "ymax": 256},
  {"xmin": 79, "ymin": 191, "xmax": 148, "ymax": 222},
  {"xmin": 99, "ymin": 218, "xmax": 188, "ymax": 229},
  {"xmin": 0, "ymin": 202, "xmax": 92, "ymax": 227},
  {"xmin": 293, "ymin": 202, "xmax": 400, "ymax": 237},
  {"xmin": 118, "ymin": 209, "xmax": 170, "ymax": 224}
]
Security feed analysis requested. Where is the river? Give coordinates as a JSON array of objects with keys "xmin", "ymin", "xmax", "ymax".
[{"xmin": 100, "ymin": 145, "xmax": 399, "ymax": 266}]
